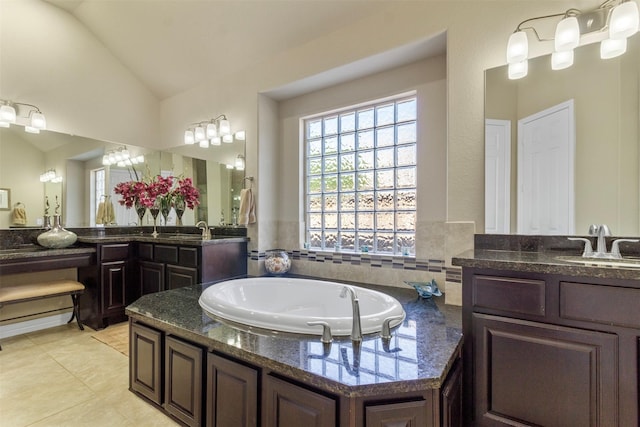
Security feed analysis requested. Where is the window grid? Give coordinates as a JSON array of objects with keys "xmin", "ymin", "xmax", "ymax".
[{"xmin": 305, "ymin": 96, "xmax": 416, "ymax": 254}]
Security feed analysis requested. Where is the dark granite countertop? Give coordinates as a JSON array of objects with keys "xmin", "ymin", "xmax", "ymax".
[
  {"xmin": 126, "ymin": 282, "xmax": 462, "ymax": 397},
  {"xmin": 452, "ymin": 249, "xmax": 640, "ymax": 281},
  {"xmin": 0, "ymin": 245, "xmax": 96, "ymax": 261},
  {"xmin": 76, "ymin": 234, "xmax": 247, "ymax": 246}
]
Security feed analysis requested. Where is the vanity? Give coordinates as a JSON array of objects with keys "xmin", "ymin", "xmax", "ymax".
[
  {"xmin": 126, "ymin": 281, "xmax": 463, "ymax": 427},
  {"xmin": 453, "ymin": 235, "xmax": 640, "ymax": 427}
]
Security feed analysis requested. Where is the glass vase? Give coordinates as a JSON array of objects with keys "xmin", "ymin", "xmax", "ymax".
[
  {"xmin": 175, "ymin": 198, "xmax": 185, "ymax": 226},
  {"xmin": 135, "ymin": 200, "xmax": 146, "ymax": 226},
  {"xmin": 265, "ymin": 250, "xmax": 291, "ymax": 275},
  {"xmin": 149, "ymin": 200, "xmax": 160, "ymax": 237}
]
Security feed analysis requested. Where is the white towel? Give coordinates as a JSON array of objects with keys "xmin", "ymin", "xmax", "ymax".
[
  {"xmin": 96, "ymin": 202, "xmax": 105, "ymax": 224},
  {"xmin": 238, "ymin": 188, "xmax": 256, "ymax": 225}
]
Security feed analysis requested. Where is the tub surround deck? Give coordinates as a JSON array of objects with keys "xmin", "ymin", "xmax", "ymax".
[{"xmin": 126, "ymin": 281, "xmax": 462, "ymax": 396}]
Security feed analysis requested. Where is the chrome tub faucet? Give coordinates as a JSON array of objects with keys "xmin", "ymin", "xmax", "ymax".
[{"xmin": 340, "ymin": 286, "xmax": 362, "ymax": 342}]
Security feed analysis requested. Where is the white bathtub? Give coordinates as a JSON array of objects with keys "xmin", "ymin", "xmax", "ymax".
[{"xmin": 198, "ymin": 277, "xmax": 406, "ymax": 336}]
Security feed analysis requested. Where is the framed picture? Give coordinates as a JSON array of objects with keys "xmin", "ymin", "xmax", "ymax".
[{"xmin": 0, "ymin": 188, "xmax": 9, "ymax": 210}]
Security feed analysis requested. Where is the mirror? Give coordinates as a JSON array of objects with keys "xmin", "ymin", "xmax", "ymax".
[
  {"xmin": 485, "ymin": 34, "xmax": 639, "ymax": 236},
  {"xmin": 0, "ymin": 127, "xmax": 245, "ymax": 229}
]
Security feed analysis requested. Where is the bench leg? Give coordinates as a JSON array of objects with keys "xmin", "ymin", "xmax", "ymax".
[{"xmin": 67, "ymin": 294, "xmax": 84, "ymax": 331}]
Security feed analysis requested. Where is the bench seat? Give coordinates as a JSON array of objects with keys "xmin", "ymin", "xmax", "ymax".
[{"xmin": 0, "ymin": 280, "xmax": 85, "ymax": 349}]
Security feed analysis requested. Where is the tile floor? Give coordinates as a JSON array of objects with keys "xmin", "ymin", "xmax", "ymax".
[{"xmin": 0, "ymin": 323, "xmax": 179, "ymax": 427}]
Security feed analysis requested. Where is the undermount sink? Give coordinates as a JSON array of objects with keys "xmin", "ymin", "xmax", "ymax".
[
  {"xmin": 198, "ymin": 277, "xmax": 406, "ymax": 336},
  {"xmin": 556, "ymin": 255, "xmax": 640, "ymax": 269}
]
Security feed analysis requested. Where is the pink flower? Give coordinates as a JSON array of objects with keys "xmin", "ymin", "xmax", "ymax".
[{"xmin": 114, "ymin": 175, "xmax": 199, "ymax": 211}]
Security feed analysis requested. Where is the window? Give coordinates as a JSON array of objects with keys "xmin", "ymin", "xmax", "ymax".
[{"xmin": 304, "ymin": 95, "xmax": 417, "ymax": 254}]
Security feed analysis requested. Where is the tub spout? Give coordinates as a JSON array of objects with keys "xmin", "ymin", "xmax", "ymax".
[{"xmin": 340, "ymin": 286, "xmax": 362, "ymax": 342}]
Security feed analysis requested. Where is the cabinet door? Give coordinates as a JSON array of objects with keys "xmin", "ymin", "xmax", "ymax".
[
  {"xmin": 206, "ymin": 353, "xmax": 258, "ymax": 427},
  {"xmin": 473, "ymin": 313, "xmax": 618, "ymax": 427},
  {"xmin": 101, "ymin": 260, "xmax": 127, "ymax": 315},
  {"xmin": 440, "ymin": 359, "xmax": 462, "ymax": 427},
  {"xmin": 139, "ymin": 261, "xmax": 165, "ymax": 295},
  {"xmin": 130, "ymin": 322, "xmax": 163, "ymax": 405},
  {"xmin": 365, "ymin": 400, "xmax": 427, "ymax": 427},
  {"xmin": 263, "ymin": 374, "xmax": 336, "ymax": 427},
  {"xmin": 166, "ymin": 264, "xmax": 198, "ymax": 290},
  {"xmin": 165, "ymin": 336, "xmax": 203, "ymax": 427}
]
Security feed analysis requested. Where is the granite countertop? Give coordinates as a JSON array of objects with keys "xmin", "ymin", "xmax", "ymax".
[
  {"xmin": 0, "ymin": 245, "xmax": 96, "ymax": 261},
  {"xmin": 452, "ymin": 249, "xmax": 640, "ymax": 281},
  {"xmin": 126, "ymin": 282, "xmax": 462, "ymax": 397},
  {"xmin": 76, "ymin": 234, "xmax": 247, "ymax": 246}
]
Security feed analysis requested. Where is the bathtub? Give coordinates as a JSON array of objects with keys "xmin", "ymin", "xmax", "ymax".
[{"xmin": 198, "ymin": 277, "xmax": 406, "ymax": 336}]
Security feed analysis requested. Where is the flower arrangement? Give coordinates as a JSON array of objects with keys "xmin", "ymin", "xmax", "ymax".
[{"xmin": 114, "ymin": 175, "xmax": 199, "ymax": 210}]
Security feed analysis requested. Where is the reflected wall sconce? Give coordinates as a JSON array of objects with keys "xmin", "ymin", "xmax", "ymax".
[
  {"xmin": 0, "ymin": 99, "xmax": 47, "ymax": 133},
  {"xmin": 506, "ymin": 0, "xmax": 639, "ymax": 79},
  {"xmin": 235, "ymin": 154, "xmax": 245, "ymax": 171},
  {"xmin": 184, "ymin": 114, "xmax": 245, "ymax": 147},
  {"xmin": 40, "ymin": 169, "xmax": 62, "ymax": 183},
  {"xmin": 102, "ymin": 146, "xmax": 144, "ymax": 167}
]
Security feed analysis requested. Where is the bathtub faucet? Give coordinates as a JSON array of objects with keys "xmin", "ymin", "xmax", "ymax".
[{"xmin": 340, "ymin": 286, "xmax": 362, "ymax": 342}]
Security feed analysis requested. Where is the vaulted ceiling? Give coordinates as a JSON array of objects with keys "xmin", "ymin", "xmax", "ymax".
[{"xmin": 43, "ymin": 0, "xmax": 399, "ymax": 100}]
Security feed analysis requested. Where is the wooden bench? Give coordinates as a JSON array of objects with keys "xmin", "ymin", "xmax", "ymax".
[{"xmin": 0, "ymin": 280, "xmax": 85, "ymax": 349}]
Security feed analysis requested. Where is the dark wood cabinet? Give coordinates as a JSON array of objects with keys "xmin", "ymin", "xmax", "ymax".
[
  {"xmin": 364, "ymin": 400, "xmax": 427, "ymax": 427},
  {"xmin": 139, "ymin": 260, "xmax": 165, "ymax": 295},
  {"xmin": 166, "ymin": 264, "xmax": 198, "ymax": 290},
  {"xmin": 462, "ymin": 268, "xmax": 640, "ymax": 426},
  {"xmin": 165, "ymin": 335, "xmax": 204, "ymax": 427},
  {"xmin": 440, "ymin": 358, "xmax": 462, "ymax": 427},
  {"xmin": 130, "ymin": 321, "xmax": 163, "ymax": 405},
  {"xmin": 263, "ymin": 374, "xmax": 336, "ymax": 427},
  {"xmin": 206, "ymin": 352, "xmax": 258, "ymax": 427},
  {"xmin": 79, "ymin": 243, "xmax": 132, "ymax": 329}
]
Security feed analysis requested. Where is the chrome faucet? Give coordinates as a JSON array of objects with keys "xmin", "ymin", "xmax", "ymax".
[
  {"xmin": 340, "ymin": 286, "xmax": 362, "ymax": 342},
  {"xmin": 196, "ymin": 221, "xmax": 211, "ymax": 239},
  {"xmin": 570, "ymin": 224, "xmax": 638, "ymax": 259},
  {"xmin": 593, "ymin": 224, "xmax": 611, "ymax": 258}
]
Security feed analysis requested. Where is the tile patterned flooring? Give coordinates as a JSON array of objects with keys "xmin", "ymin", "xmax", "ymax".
[{"xmin": 0, "ymin": 323, "xmax": 179, "ymax": 427}]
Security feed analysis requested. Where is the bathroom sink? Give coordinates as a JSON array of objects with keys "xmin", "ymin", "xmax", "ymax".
[
  {"xmin": 199, "ymin": 277, "xmax": 406, "ymax": 336},
  {"xmin": 166, "ymin": 234, "xmax": 202, "ymax": 240},
  {"xmin": 556, "ymin": 255, "xmax": 640, "ymax": 269}
]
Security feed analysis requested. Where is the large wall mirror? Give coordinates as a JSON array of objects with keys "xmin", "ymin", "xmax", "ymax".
[
  {"xmin": 485, "ymin": 34, "xmax": 639, "ymax": 237},
  {"xmin": 0, "ymin": 127, "xmax": 245, "ymax": 229}
]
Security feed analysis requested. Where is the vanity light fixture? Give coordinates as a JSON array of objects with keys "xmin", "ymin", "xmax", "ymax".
[
  {"xmin": 40, "ymin": 169, "xmax": 62, "ymax": 183},
  {"xmin": 183, "ymin": 114, "xmax": 245, "ymax": 148},
  {"xmin": 235, "ymin": 154, "xmax": 245, "ymax": 171},
  {"xmin": 506, "ymin": 0, "xmax": 639, "ymax": 79},
  {"xmin": 102, "ymin": 146, "xmax": 143, "ymax": 167},
  {"xmin": 0, "ymin": 99, "xmax": 47, "ymax": 132}
]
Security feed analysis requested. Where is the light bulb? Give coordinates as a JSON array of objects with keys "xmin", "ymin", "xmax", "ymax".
[
  {"xmin": 555, "ymin": 16, "xmax": 580, "ymax": 51},
  {"xmin": 218, "ymin": 119, "xmax": 231, "ymax": 135},
  {"xmin": 508, "ymin": 60, "xmax": 528, "ymax": 79},
  {"xmin": 206, "ymin": 123, "xmax": 218, "ymax": 138},
  {"xmin": 609, "ymin": 1, "xmax": 639, "ymax": 39},
  {"xmin": 551, "ymin": 50, "xmax": 574, "ymax": 70},
  {"xmin": 506, "ymin": 31, "xmax": 528, "ymax": 64},
  {"xmin": 601, "ymin": 37, "xmax": 627, "ymax": 59},
  {"xmin": 184, "ymin": 130, "xmax": 195, "ymax": 145}
]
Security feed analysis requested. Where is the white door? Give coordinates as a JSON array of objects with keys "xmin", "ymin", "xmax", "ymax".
[
  {"xmin": 485, "ymin": 119, "xmax": 511, "ymax": 234},
  {"xmin": 517, "ymin": 100, "xmax": 575, "ymax": 235}
]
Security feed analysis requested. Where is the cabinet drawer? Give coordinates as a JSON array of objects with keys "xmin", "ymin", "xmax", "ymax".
[
  {"xmin": 472, "ymin": 275, "xmax": 546, "ymax": 317},
  {"xmin": 100, "ymin": 243, "xmax": 129, "ymax": 262},
  {"xmin": 560, "ymin": 281, "xmax": 640, "ymax": 329},
  {"xmin": 179, "ymin": 247, "xmax": 199, "ymax": 268},
  {"xmin": 138, "ymin": 243, "xmax": 154, "ymax": 261},
  {"xmin": 155, "ymin": 245, "xmax": 179, "ymax": 264}
]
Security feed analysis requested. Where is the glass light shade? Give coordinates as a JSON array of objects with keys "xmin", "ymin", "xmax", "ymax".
[
  {"xmin": 210, "ymin": 137, "xmax": 221, "ymax": 146},
  {"xmin": 121, "ymin": 148, "xmax": 130, "ymax": 159},
  {"xmin": 199, "ymin": 139, "xmax": 209, "ymax": 148},
  {"xmin": 24, "ymin": 126, "xmax": 40, "ymax": 134},
  {"xmin": 506, "ymin": 31, "xmax": 528, "ymax": 63},
  {"xmin": 222, "ymin": 134, "xmax": 233, "ymax": 143},
  {"xmin": 102, "ymin": 155, "xmax": 109, "ymax": 165},
  {"xmin": 136, "ymin": 155, "xmax": 144, "ymax": 163},
  {"xmin": 555, "ymin": 16, "xmax": 580, "ymax": 51},
  {"xmin": 194, "ymin": 126, "xmax": 206, "ymax": 141},
  {"xmin": 116, "ymin": 161, "xmax": 126, "ymax": 167},
  {"xmin": 130, "ymin": 157, "xmax": 139, "ymax": 164},
  {"xmin": 609, "ymin": 1, "xmax": 639, "ymax": 39},
  {"xmin": 600, "ymin": 37, "xmax": 627, "ymax": 59},
  {"xmin": 51, "ymin": 176, "xmax": 63, "ymax": 183},
  {"xmin": 0, "ymin": 105, "xmax": 16, "ymax": 123},
  {"xmin": 508, "ymin": 60, "xmax": 528, "ymax": 79},
  {"xmin": 0, "ymin": 121, "xmax": 9, "ymax": 128},
  {"xmin": 218, "ymin": 119, "xmax": 231, "ymax": 135},
  {"xmin": 39, "ymin": 174, "xmax": 47, "ymax": 182},
  {"xmin": 234, "ymin": 130, "xmax": 246, "ymax": 140},
  {"xmin": 114, "ymin": 152, "xmax": 123, "ymax": 161},
  {"xmin": 226, "ymin": 164, "xmax": 234, "ymax": 169},
  {"xmin": 30, "ymin": 112, "xmax": 46, "ymax": 130},
  {"xmin": 206, "ymin": 123, "xmax": 218, "ymax": 138},
  {"xmin": 551, "ymin": 50, "xmax": 574, "ymax": 70},
  {"xmin": 184, "ymin": 130, "xmax": 195, "ymax": 145},
  {"xmin": 235, "ymin": 156, "xmax": 245, "ymax": 170}
]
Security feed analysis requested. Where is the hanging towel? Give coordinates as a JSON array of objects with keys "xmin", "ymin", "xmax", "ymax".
[
  {"xmin": 12, "ymin": 203, "xmax": 27, "ymax": 225},
  {"xmin": 96, "ymin": 202, "xmax": 105, "ymax": 225},
  {"xmin": 104, "ymin": 200, "xmax": 115, "ymax": 224},
  {"xmin": 238, "ymin": 188, "xmax": 256, "ymax": 225}
]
